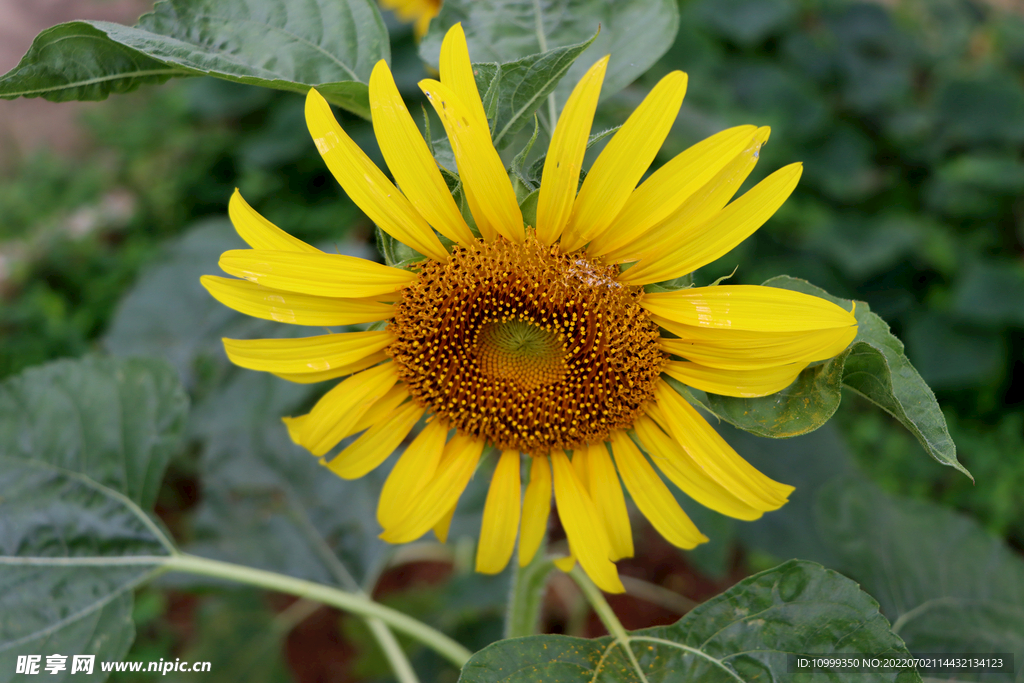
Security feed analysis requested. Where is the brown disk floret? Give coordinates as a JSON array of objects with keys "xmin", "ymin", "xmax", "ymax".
[{"xmin": 387, "ymin": 235, "xmax": 666, "ymax": 455}]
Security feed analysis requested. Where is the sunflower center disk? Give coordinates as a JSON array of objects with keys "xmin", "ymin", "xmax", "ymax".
[
  {"xmin": 476, "ymin": 320, "xmax": 567, "ymax": 391},
  {"xmin": 387, "ymin": 236, "xmax": 666, "ymax": 455}
]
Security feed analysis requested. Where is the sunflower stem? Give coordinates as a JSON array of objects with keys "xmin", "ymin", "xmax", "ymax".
[
  {"xmin": 531, "ymin": 0, "xmax": 559, "ymax": 132},
  {"xmin": 162, "ymin": 553, "xmax": 472, "ymax": 669},
  {"xmin": 570, "ymin": 566, "xmax": 650, "ymax": 683},
  {"xmin": 505, "ymin": 544, "xmax": 555, "ymax": 638}
]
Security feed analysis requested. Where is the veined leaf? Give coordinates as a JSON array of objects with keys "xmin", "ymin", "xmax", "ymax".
[
  {"xmin": 0, "ymin": 356, "xmax": 189, "ymax": 509},
  {"xmin": 460, "ymin": 560, "xmax": 919, "ymax": 682},
  {"xmin": 729, "ymin": 424, "xmax": 1024, "ymax": 676},
  {"xmin": 471, "ymin": 32, "xmax": 597, "ymax": 150},
  {"xmin": 0, "ymin": 0, "xmax": 390, "ymax": 118},
  {"xmin": 0, "ymin": 357, "xmax": 186, "ymax": 682},
  {"xmin": 421, "ymin": 0, "xmax": 679, "ymax": 112},
  {"xmin": 820, "ymin": 480, "xmax": 1024, "ymax": 667},
  {"xmin": 674, "ymin": 276, "xmax": 967, "ymax": 478}
]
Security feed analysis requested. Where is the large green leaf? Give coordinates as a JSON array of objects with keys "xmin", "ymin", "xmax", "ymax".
[
  {"xmin": 471, "ymin": 33, "xmax": 597, "ymax": 150},
  {"xmin": 0, "ymin": 356, "xmax": 189, "ymax": 509},
  {"xmin": 0, "ymin": 0, "xmax": 390, "ymax": 118},
  {"xmin": 728, "ymin": 424, "xmax": 1024, "ymax": 679},
  {"xmin": 678, "ymin": 276, "xmax": 966, "ymax": 478},
  {"xmin": 819, "ymin": 480, "xmax": 1024, "ymax": 673},
  {"xmin": 0, "ymin": 357, "xmax": 185, "ymax": 682},
  {"xmin": 459, "ymin": 560, "xmax": 918, "ymax": 682},
  {"xmin": 421, "ymin": 0, "xmax": 679, "ymax": 115}
]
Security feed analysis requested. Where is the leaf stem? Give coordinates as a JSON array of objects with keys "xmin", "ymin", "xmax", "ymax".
[
  {"xmin": 531, "ymin": 0, "xmax": 558, "ymax": 130},
  {"xmin": 367, "ymin": 617, "xmax": 420, "ymax": 683},
  {"xmin": 569, "ymin": 567, "xmax": 649, "ymax": 683},
  {"xmin": 287, "ymin": 503, "xmax": 419, "ymax": 682},
  {"xmin": 162, "ymin": 553, "xmax": 472, "ymax": 669}
]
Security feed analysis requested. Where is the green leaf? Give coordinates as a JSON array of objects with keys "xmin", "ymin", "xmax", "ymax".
[
  {"xmin": 472, "ymin": 32, "xmax": 598, "ymax": 150},
  {"xmin": 729, "ymin": 424, "xmax": 1024, "ymax": 671},
  {"xmin": 819, "ymin": 480, "xmax": 1024, "ymax": 666},
  {"xmin": 460, "ymin": 560, "xmax": 919, "ymax": 682},
  {"xmin": 526, "ymin": 125, "xmax": 619, "ymax": 182},
  {"xmin": 0, "ymin": 23, "xmax": 185, "ymax": 100},
  {"xmin": 680, "ymin": 276, "xmax": 967, "ymax": 478},
  {"xmin": 0, "ymin": 356, "xmax": 189, "ymax": 509},
  {"xmin": 0, "ymin": 357, "xmax": 184, "ymax": 682},
  {"xmin": 421, "ymin": 0, "xmax": 679, "ymax": 111},
  {"xmin": 0, "ymin": 0, "xmax": 390, "ymax": 118}
]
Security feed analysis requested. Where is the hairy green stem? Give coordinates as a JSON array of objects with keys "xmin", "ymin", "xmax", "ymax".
[
  {"xmin": 505, "ymin": 550, "xmax": 555, "ymax": 638},
  {"xmin": 162, "ymin": 553, "xmax": 472, "ymax": 669},
  {"xmin": 570, "ymin": 567, "xmax": 650, "ymax": 683}
]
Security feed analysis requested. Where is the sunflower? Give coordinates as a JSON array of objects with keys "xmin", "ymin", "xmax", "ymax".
[
  {"xmin": 201, "ymin": 24, "xmax": 858, "ymax": 593},
  {"xmin": 379, "ymin": 0, "xmax": 440, "ymax": 38}
]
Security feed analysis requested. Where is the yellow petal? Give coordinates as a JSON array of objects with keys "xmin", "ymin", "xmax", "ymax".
[
  {"xmin": 283, "ymin": 363, "xmax": 399, "ymax": 456},
  {"xmin": 535, "ymin": 56, "xmax": 608, "ymax": 245},
  {"xmin": 570, "ymin": 447, "xmax": 590, "ymax": 491},
  {"xmin": 438, "ymin": 23, "xmax": 490, "ymax": 132},
  {"xmin": 324, "ymin": 401, "xmax": 424, "ymax": 479},
  {"xmin": 434, "ymin": 504, "xmax": 457, "ymax": 543},
  {"xmin": 553, "ymin": 554, "xmax": 576, "ymax": 572},
  {"xmin": 420, "ymin": 78, "xmax": 525, "ymax": 243},
  {"xmin": 599, "ymin": 127, "xmax": 770, "ymax": 262},
  {"xmin": 608, "ymin": 430, "xmax": 707, "ymax": 550},
  {"xmin": 349, "ymin": 385, "xmax": 411, "ymax": 437},
  {"xmin": 200, "ymin": 275, "xmax": 393, "ymax": 326},
  {"xmin": 476, "ymin": 450, "xmax": 523, "ymax": 574},
  {"xmin": 618, "ymin": 163, "xmax": 803, "ymax": 284},
  {"xmin": 223, "ymin": 331, "xmax": 393, "ymax": 375},
  {"xmin": 550, "ymin": 451, "xmax": 624, "ymax": 594},
  {"xmin": 632, "ymin": 415, "xmax": 764, "ymax": 520},
  {"xmin": 588, "ymin": 125, "xmax": 760, "ymax": 256},
  {"xmin": 219, "ymin": 249, "xmax": 416, "ymax": 299},
  {"xmin": 287, "ymin": 385, "xmax": 410, "ymax": 444},
  {"xmin": 377, "ymin": 419, "xmax": 449, "ymax": 529},
  {"xmin": 518, "ymin": 456, "xmax": 552, "ymax": 567},
  {"xmin": 305, "ymin": 88, "xmax": 448, "ymax": 262},
  {"xmin": 272, "ymin": 351, "xmax": 389, "ymax": 384},
  {"xmin": 582, "ymin": 442, "xmax": 633, "ymax": 561},
  {"xmin": 380, "ymin": 433, "xmax": 484, "ymax": 543},
  {"xmin": 657, "ymin": 323, "xmax": 858, "ymax": 371},
  {"xmin": 664, "ymin": 360, "xmax": 804, "ymax": 398},
  {"xmin": 370, "ymin": 60, "xmax": 475, "ymax": 246},
  {"xmin": 560, "ymin": 71, "xmax": 689, "ymax": 252},
  {"xmin": 644, "ymin": 284, "xmax": 857, "ymax": 332},
  {"xmin": 414, "ymin": 12, "xmax": 433, "ymax": 40},
  {"xmin": 228, "ymin": 189, "xmax": 319, "ymax": 253},
  {"xmin": 651, "ymin": 381, "xmax": 793, "ymax": 508}
]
